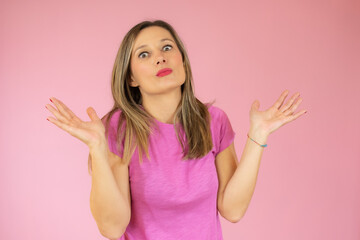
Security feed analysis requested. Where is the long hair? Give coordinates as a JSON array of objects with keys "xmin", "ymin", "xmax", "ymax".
[{"xmin": 88, "ymin": 19, "xmax": 215, "ymax": 174}]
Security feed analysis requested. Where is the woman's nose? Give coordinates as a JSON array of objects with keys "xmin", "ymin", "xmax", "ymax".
[
  {"xmin": 155, "ymin": 53, "xmax": 166, "ymax": 65},
  {"xmin": 157, "ymin": 58, "xmax": 166, "ymax": 64}
]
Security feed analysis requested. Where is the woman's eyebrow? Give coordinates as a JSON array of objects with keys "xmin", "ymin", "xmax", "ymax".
[{"xmin": 134, "ymin": 38, "xmax": 174, "ymax": 54}]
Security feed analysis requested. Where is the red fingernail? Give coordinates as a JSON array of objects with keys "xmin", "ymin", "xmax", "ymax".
[
  {"xmin": 46, "ymin": 118, "xmax": 50, "ymax": 121},
  {"xmin": 50, "ymin": 98, "xmax": 53, "ymax": 102}
]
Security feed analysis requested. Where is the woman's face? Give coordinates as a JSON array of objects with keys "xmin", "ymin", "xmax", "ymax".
[{"xmin": 129, "ymin": 26, "xmax": 186, "ymax": 98}]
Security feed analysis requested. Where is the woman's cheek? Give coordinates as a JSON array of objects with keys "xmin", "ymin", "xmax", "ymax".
[
  {"xmin": 175, "ymin": 52, "xmax": 183, "ymax": 64},
  {"xmin": 137, "ymin": 64, "xmax": 152, "ymax": 78}
]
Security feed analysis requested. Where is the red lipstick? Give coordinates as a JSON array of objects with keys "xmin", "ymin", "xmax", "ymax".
[{"xmin": 156, "ymin": 68, "xmax": 172, "ymax": 77}]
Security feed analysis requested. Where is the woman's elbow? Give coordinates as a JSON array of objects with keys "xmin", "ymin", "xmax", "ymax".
[{"xmin": 99, "ymin": 224, "xmax": 126, "ymax": 240}]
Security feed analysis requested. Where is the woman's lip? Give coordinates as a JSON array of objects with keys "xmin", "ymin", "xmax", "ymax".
[{"xmin": 156, "ymin": 68, "xmax": 172, "ymax": 77}]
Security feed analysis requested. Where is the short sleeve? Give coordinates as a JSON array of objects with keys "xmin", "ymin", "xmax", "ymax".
[
  {"xmin": 216, "ymin": 108, "xmax": 236, "ymax": 155},
  {"xmin": 102, "ymin": 110, "xmax": 124, "ymax": 158},
  {"xmin": 107, "ymin": 124, "xmax": 121, "ymax": 157}
]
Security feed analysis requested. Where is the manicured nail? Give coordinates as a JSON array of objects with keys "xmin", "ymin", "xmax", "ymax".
[
  {"xmin": 50, "ymin": 98, "xmax": 53, "ymax": 102},
  {"xmin": 45, "ymin": 105, "xmax": 48, "ymax": 109},
  {"xmin": 47, "ymin": 118, "xmax": 50, "ymax": 121}
]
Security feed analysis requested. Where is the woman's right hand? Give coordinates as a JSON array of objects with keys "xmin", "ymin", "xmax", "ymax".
[{"xmin": 46, "ymin": 97, "xmax": 107, "ymax": 150}]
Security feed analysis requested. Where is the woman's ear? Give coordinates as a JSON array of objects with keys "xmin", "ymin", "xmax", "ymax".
[{"xmin": 129, "ymin": 77, "xmax": 139, "ymax": 87}]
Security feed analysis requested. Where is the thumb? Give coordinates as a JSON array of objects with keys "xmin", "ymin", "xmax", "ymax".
[
  {"xmin": 86, "ymin": 107, "xmax": 100, "ymax": 121},
  {"xmin": 251, "ymin": 100, "xmax": 260, "ymax": 111}
]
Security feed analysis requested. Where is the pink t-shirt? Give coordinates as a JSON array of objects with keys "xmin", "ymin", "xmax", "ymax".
[{"xmin": 106, "ymin": 105, "xmax": 236, "ymax": 240}]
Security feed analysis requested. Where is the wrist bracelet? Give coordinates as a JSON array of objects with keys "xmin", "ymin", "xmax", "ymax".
[{"xmin": 247, "ymin": 133, "xmax": 268, "ymax": 147}]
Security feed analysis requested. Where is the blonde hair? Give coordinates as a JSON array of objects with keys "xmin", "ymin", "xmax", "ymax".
[{"xmin": 88, "ymin": 20, "xmax": 215, "ymax": 174}]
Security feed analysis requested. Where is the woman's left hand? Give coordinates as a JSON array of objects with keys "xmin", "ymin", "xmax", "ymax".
[{"xmin": 249, "ymin": 90, "xmax": 307, "ymax": 136}]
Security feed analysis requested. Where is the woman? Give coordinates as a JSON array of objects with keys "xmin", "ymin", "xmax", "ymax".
[{"xmin": 45, "ymin": 20, "xmax": 307, "ymax": 240}]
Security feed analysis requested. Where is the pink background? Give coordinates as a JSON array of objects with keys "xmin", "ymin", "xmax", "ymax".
[{"xmin": 1, "ymin": 0, "xmax": 359, "ymax": 239}]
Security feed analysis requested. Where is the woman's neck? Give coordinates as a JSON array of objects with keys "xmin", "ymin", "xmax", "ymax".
[{"xmin": 141, "ymin": 90, "xmax": 182, "ymax": 124}]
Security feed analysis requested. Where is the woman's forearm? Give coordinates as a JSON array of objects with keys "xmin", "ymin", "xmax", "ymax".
[
  {"xmin": 89, "ymin": 141, "xmax": 130, "ymax": 239},
  {"xmin": 222, "ymin": 127, "xmax": 269, "ymax": 222}
]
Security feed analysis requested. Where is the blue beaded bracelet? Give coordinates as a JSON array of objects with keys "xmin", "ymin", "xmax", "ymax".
[{"xmin": 247, "ymin": 133, "xmax": 268, "ymax": 147}]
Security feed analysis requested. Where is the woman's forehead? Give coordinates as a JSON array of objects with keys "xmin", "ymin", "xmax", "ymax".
[{"xmin": 133, "ymin": 27, "xmax": 174, "ymax": 50}]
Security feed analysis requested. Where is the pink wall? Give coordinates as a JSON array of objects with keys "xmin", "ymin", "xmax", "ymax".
[{"xmin": 1, "ymin": 0, "xmax": 359, "ymax": 239}]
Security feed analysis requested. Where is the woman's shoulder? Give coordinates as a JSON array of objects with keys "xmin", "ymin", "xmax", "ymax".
[
  {"xmin": 102, "ymin": 108, "xmax": 124, "ymax": 129},
  {"xmin": 207, "ymin": 104, "xmax": 228, "ymax": 120}
]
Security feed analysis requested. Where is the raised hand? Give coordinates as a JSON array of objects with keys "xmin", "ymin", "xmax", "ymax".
[
  {"xmin": 249, "ymin": 90, "xmax": 307, "ymax": 136},
  {"xmin": 45, "ymin": 97, "xmax": 107, "ymax": 150}
]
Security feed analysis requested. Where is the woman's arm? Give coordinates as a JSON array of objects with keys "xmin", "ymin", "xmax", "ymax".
[
  {"xmin": 219, "ymin": 90, "xmax": 306, "ymax": 222},
  {"xmin": 220, "ymin": 127, "xmax": 268, "ymax": 222},
  {"xmin": 45, "ymin": 98, "xmax": 131, "ymax": 238},
  {"xmin": 89, "ymin": 141, "xmax": 131, "ymax": 239}
]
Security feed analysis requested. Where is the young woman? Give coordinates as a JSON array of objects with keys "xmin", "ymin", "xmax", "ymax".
[{"xmin": 45, "ymin": 20, "xmax": 307, "ymax": 240}]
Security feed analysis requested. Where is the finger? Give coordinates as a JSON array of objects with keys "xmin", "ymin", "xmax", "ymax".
[
  {"xmin": 47, "ymin": 116, "xmax": 78, "ymax": 137},
  {"xmin": 279, "ymin": 92, "xmax": 301, "ymax": 113},
  {"xmin": 50, "ymin": 97, "xmax": 79, "ymax": 121},
  {"xmin": 45, "ymin": 103, "xmax": 71, "ymax": 124},
  {"xmin": 287, "ymin": 109, "xmax": 307, "ymax": 123},
  {"xmin": 87, "ymin": 107, "xmax": 101, "ymax": 122},
  {"xmin": 283, "ymin": 97, "xmax": 303, "ymax": 116},
  {"xmin": 59, "ymin": 100, "xmax": 81, "ymax": 121},
  {"xmin": 272, "ymin": 90, "xmax": 289, "ymax": 110}
]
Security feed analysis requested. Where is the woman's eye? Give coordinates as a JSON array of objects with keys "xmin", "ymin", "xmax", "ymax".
[
  {"xmin": 138, "ymin": 45, "xmax": 173, "ymax": 59},
  {"xmin": 139, "ymin": 52, "xmax": 148, "ymax": 58},
  {"xmin": 163, "ymin": 44, "xmax": 172, "ymax": 51}
]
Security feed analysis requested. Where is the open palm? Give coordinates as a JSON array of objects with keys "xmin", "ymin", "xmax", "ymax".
[
  {"xmin": 249, "ymin": 90, "xmax": 307, "ymax": 135},
  {"xmin": 45, "ymin": 97, "xmax": 106, "ymax": 149}
]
